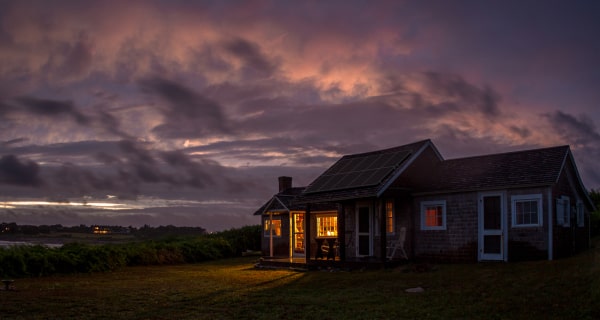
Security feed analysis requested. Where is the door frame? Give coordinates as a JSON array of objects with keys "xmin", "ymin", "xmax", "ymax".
[
  {"xmin": 478, "ymin": 191, "xmax": 508, "ymax": 261},
  {"xmin": 291, "ymin": 212, "xmax": 305, "ymax": 258},
  {"xmin": 355, "ymin": 202, "xmax": 373, "ymax": 257}
]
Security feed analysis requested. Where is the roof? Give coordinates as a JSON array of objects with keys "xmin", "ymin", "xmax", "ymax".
[
  {"xmin": 413, "ymin": 145, "xmax": 570, "ymax": 194},
  {"xmin": 255, "ymin": 139, "xmax": 594, "ymax": 211},
  {"xmin": 296, "ymin": 139, "xmax": 435, "ymax": 203},
  {"xmin": 253, "ymin": 187, "xmax": 305, "ymax": 215}
]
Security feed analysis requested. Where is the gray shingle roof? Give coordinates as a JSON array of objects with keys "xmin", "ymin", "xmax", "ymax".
[
  {"xmin": 414, "ymin": 145, "xmax": 569, "ymax": 194},
  {"xmin": 254, "ymin": 140, "xmax": 594, "ymax": 212},
  {"xmin": 253, "ymin": 187, "xmax": 305, "ymax": 215}
]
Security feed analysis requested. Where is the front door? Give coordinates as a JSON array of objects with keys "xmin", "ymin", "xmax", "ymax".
[
  {"xmin": 356, "ymin": 204, "xmax": 372, "ymax": 257},
  {"xmin": 292, "ymin": 213, "xmax": 304, "ymax": 256},
  {"xmin": 479, "ymin": 193, "xmax": 506, "ymax": 261}
]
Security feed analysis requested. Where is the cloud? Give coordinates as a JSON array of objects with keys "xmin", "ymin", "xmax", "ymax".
[
  {"xmin": 544, "ymin": 110, "xmax": 600, "ymax": 146},
  {"xmin": 542, "ymin": 110, "xmax": 600, "ymax": 189},
  {"xmin": 0, "ymin": 155, "xmax": 43, "ymax": 187},
  {"xmin": 16, "ymin": 96, "xmax": 90, "ymax": 125},
  {"xmin": 223, "ymin": 37, "xmax": 277, "ymax": 79},
  {"xmin": 140, "ymin": 77, "xmax": 232, "ymax": 138},
  {"xmin": 58, "ymin": 32, "xmax": 95, "ymax": 80},
  {"xmin": 52, "ymin": 162, "xmax": 126, "ymax": 197}
]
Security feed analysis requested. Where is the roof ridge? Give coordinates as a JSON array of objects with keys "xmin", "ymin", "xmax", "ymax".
[
  {"xmin": 443, "ymin": 144, "xmax": 569, "ymax": 162},
  {"xmin": 343, "ymin": 139, "xmax": 431, "ymax": 158}
]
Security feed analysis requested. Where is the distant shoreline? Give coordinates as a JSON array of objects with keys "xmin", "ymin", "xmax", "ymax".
[{"xmin": 0, "ymin": 239, "xmax": 63, "ymax": 248}]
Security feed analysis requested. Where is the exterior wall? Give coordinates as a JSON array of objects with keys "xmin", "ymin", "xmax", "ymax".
[
  {"xmin": 413, "ymin": 187, "xmax": 552, "ymax": 262},
  {"xmin": 552, "ymin": 157, "xmax": 590, "ymax": 259},
  {"xmin": 391, "ymin": 145, "xmax": 442, "ymax": 190},
  {"xmin": 413, "ymin": 192, "xmax": 478, "ymax": 262},
  {"xmin": 380, "ymin": 195, "xmax": 413, "ymax": 260},
  {"xmin": 260, "ymin": 213, "xmax": 290, "ymax": 257},
  {"xmin": 506, "ymin": 187, "xmax": 549, "ymax": 261},
  {"xmin": 343, "ymin": 202, "xmax": 357, "ymax": 259}
]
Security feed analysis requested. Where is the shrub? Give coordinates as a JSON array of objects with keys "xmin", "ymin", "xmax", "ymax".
[{"xmin": 0, "ymin": 225, "xmax": 260, "ymax": 278}]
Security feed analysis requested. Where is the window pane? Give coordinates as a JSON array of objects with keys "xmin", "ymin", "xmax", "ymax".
[
  {"xmin": 386, "ymin": 201, "xmax": 394, "ymax": 234},
  {"xmin": 484, "ymin": 235, "xmax": 501, "ymax": 254},
  {"xmin": 265, "ymin": 219, "xmax": 281, "ymax": 236},
  {"xmin": 484, "ymin": 196, "xmax": 501, "ymax": 229},
  {"xmin": 317, "ymin": 215, "xmax": 338, "ymax": 237},
  {"xmin": 425, "ymin": 206, "xmax": 442, "ymax": 227},
  {"xmin": 515, "ymin": 200, "xmax": 539, "ymax": 226},
  {"xmin": 358, "ymin": 207, "xmax": 369, "ymax": 233}
]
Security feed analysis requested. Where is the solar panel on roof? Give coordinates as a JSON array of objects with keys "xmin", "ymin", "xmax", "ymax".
[{"xmin": 304, "ymin": 150, "xmax": 411, "ymax": 193}]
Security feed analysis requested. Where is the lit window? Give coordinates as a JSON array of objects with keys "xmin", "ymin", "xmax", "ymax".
[
  {"xmin": 511, "ymin": 194, "xmax": 542, "ymax": 227},
  {"xmin": 317, "ymin": 214, "xmax": 338, "ymax": 237},
  {"xmin": 420, "ymin": 200, "xmax": 446, "ymax": 230},
  {"xmin": 386, "ymin": 201, "xmax": 394, "ymax": 234},
  {"xmin": 264, "ymin": 217, "xmax": 281, "ymax": 237}
]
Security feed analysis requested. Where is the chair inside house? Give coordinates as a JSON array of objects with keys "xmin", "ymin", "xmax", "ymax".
[{"xmin": 387, "ymin": 227, "xmax": 408, "ymax": 260}]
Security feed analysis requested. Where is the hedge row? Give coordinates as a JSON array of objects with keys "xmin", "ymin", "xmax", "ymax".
[{"xmin": 0, "ymin": 225, "xmax": 261, "ymax": 278}]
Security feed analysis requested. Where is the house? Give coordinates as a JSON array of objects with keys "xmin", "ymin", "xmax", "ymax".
[{"xmin": 254, "ymin": 139, "xmax": 595, "ymax": 267}]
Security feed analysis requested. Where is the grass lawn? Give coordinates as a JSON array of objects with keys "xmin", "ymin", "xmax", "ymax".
[{"xmin": 1, "ymin": 240, "xmax": 599, "ymax": 320}]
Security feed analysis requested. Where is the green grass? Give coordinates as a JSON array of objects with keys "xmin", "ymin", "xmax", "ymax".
[{"xmin": 1, "ymin": 239, "xmax": 599, "ymax": 320}]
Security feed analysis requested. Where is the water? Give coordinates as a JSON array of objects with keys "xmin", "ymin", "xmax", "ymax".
[{"xmin": 0, "ymin": 240, "xmax": 62, "ymax": 248}]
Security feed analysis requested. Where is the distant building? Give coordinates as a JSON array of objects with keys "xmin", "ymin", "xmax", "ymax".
[{"xmin": 92, "ymin": 225, "xmax": 130, "ymax": 235}]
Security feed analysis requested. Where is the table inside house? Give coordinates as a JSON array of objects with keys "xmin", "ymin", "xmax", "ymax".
[{"xmin": 315, "ymin": 238, "xmax": 337, "ymax": 260}]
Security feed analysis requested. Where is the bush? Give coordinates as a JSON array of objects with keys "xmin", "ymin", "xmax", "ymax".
[
  {"xmin": 213, "ymin": 225, "xmax": 261, "ymax": 255},
  {"xmin": 0, "ymin": 225, "xmax": 260, "ymax": 278}
]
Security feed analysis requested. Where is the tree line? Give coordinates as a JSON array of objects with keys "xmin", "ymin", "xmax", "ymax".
[{"xmin": 0, "ymin": 222, "xmax": 208, "ymax": 238}]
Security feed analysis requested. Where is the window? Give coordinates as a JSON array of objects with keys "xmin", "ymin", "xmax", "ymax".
[
  {"xmin": 511, "ymin": 194, "xmax": 542, "ymax": 227},
  {"xmin": 420, "ymin": 200, "xmax": 446, "ymax": 230},
  {"xmin": 556, "ymin": 196, "xmax": 571, "ymax": 227},
  {"xmin": 577, "ymin": 201, "xmax": 584, "ymax": 227},
  {"xmin": 317, "ymin": 214, "xmax": 338, "ymax": 237},
  {"xmin": 264, "ymin": 217, "xmax": 281, "ymax": 237},
  {"xmin": 386, "ymin": 200, "xmax": 395, "ymax": 234}
]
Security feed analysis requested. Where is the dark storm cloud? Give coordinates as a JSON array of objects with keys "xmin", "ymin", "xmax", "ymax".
[
  {"xmin": 223, "ymin": 37, "xmax": 277, "ymax": 78},
  {"xmin": 96, "ymin": 110, "xmax": 133, "ymax": 139},
  {"xmin": 544, "ymin": 110, "xmax": 600, "ymax": 189},
  {"xmin": 140, "ymin": 77, "xmax": 232, "ymax": 138},
  {"xmin": 16, "ymin": 96, "xmax": 90, "ymax": 125},
  {"xmin": 0, "ymin": 155, "xmax": 42, "ymax": 187},
  {"xmin": 2, "ymin": 138, "xmax": 28, "ymax": 146},
  {"xmin": 2, "ymin": 140, "xmax": 120, "ymax": 163},
  {"xmin": 52, "ymin": 162, "xmax": 124, "ymax": 196},
  {"xmin": 422, "ymin": 72, "xmax": 501, "ymax": 117},
  {"xmin": 114, "ymin": 139, "xmax": 248, "ymax": 191},
  {"xmin": 544, "ymin": 110, "xmax": 600, "ymax": 146},
  {"xmin": 509, "ymin": 126, "xmax": 531, "ymax": 139}
]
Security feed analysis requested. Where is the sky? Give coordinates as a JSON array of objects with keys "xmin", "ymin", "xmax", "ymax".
[{"xmin": 0, "ymin": 0, "xmax": 599, "ymax": 231}]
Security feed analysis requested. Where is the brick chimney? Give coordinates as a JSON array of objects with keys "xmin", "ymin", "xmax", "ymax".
[{"xmin": 278, "ymin": 176, "xmax": 292, "ymax": 192}]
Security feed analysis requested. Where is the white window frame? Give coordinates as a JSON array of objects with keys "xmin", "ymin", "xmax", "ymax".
[
  {"xmin": 556, "ymin": 196, "xmax": 571, "ymax": 227},
  {"xmin": 420, "ymin": 200, "xmax": 446, "ymax": 230},
  {"xmin": 511, "ymin": 194, "xmax": 543, "ymax": 227}
]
